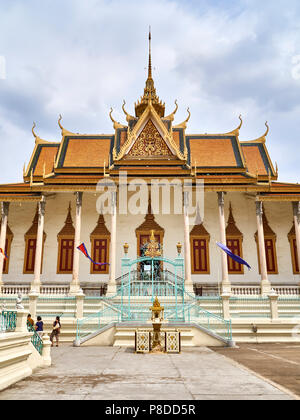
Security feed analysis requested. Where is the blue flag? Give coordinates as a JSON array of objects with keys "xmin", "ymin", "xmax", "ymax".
[{"xmin": 216, "ymin": 242, "xmax": 251, "ymax": 270}]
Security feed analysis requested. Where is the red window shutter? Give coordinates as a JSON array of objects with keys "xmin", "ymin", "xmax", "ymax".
[
  {"xmin": 226, "ymin": 239, "xmax": 242, "ymax": 273},
  {"xmin": 92, "ymin": 239, "xmax": 108, "ymax": 272},
  {"xmin": 265, "ymin": 239, "xmax": 276, "ymax": 273},
  {"xmin": 25, "ymin": 238, "xmax": 37, "ymax": 273},
  {"xmin": 192, "ymin": 238, "xmax": 208, "ymax": 273},
  {"xmin": 2, "ymin": 238, "xmax": 8, "ymax": 273},
  {"xmin": 59, "ymin": 239, "xmax": 74, "ymax": 272},
  {"xmin": 293, "ymin": 239, "xmax": 299, "ymax": 274}
]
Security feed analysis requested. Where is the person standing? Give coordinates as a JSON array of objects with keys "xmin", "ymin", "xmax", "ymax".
[
  {"xmin": 35, "ymin": 316, "xmax": 44, "ymax": 338},
  {"xmin": 50, "ymin": 316, "xmax": 61, "ymax": 347},
  {"xmin": 27, "ymin": 314, "xmax": 34, "ymax": 330}
]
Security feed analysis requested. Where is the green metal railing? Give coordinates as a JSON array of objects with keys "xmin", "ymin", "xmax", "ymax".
[
  {"xmin": 27, "ymin": 323, "xmax": 43, "ymax": 355},
  {"xmin": 1, "ymin": 311, "xmax": 17, "ymax": 332},
  {"xmin": 185, "ymin": 303, "xmax": 232, "ymax": 341},
  {"xmin": 76, "ymin": 306, "xmax": 121, "ymax": 342}
]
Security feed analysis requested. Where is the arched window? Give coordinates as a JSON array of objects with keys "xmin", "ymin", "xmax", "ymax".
[
  {"xmin": 288, "ymin": 222, "xmax": 299, "ymax": 274},
  {"xmin": 226, "ymin": 204, "xmax": 244, "ymax": 274},
  {"xmin": 190, "ymin": 223, "xmax": 210, "ymax": 274},
  {"xmin": 255, "ymin": 206, "xmax": 278, "ymax": 274},
  {"xmin": 23, "ymin": 205, "xmax": 46, "ymax": 274},
  {"xmin": 0, "ymin": 222, "xmax": 13, "ymax": 274},
  {"xmin": 57, "ymin": 203, "xmax": 74, "ymax": 274},
  {"xmin": 90, "ymin": 214, "xmax": 110, "ymax": 274}
]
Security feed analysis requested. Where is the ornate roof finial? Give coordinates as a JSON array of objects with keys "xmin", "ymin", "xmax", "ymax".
[
  {"xmin": 109, "ymin": 107, "xmax": 126, "ymax": 129},
  {"xmin": 164, "ymin": 100, "xmax": 178, "ymax": 121},
  {"xmin": 173, "ymin": 108, "xmax": 191, "ymax": 130},
  {"xmin": 58, "ymin": 114, "xmax": 63, "ymax": 131},
  {"xmin": 135, "ymin": 29, "xmax": 165, "ymax": 118},
  {"xmin": 238, "ymin": 114, "xmax": 243, "ymax": 130},
  {"xmin": 148, "ymin": 26, "xmax": 152, "ymax": 80},
  {"xmin": 32, "ymin": 122, "xmax": 39, "ymax": 142},
  {"xmin": 264, "ymin": 121, "xmax": 269, "ymax": 139},
  {"xmin": 122, "ymin": 100, "xmax": 135, "ymax": 123},
  {"xmin": 58, "ymin": 114, "xmax": 74, "ymax": 136}
]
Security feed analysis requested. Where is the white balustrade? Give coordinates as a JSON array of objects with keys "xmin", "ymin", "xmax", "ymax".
[{"xmin": 2, "ymin": 284, "xmax": 69, "ymax": 296}]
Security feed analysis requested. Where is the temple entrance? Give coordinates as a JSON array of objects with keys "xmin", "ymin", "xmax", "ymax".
[{"xmin": 118, "ymin": 231, "xmax": 185, "ymax": 322}]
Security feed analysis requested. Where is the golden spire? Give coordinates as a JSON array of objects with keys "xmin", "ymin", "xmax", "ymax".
[
  {"xmin": 148, "ymin": 26, "xmax": 152, "ymax": 80},
  {"xmin": 135, "ymin": 28, "xmax": 165, "ymax": 118}
]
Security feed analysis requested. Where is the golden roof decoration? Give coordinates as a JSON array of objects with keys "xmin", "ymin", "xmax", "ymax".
[
  {"xmin": 164, "ymin": 100, "xmax": 178, "ymax": 122},
  {"xmin": 243, "ymin": 121, "xmax": 269, "ymax": 144},
  {"xmin": 58, "ymin": 114, "xmax": 75, "ymax": 137},
  {"xmin": 135, "ymin": 29, "xmax": 165, "ymax": 118},
  {"xmin": 31, "ymin": 122, "xmax": 52, "ymax": 145},
  {"xmin": 173, "ymin": 108, "xmax": 191, "ymax": 130},
  {"xmin": 109, "ymin": 108, "xmax": 127, "ymax": 130},
  {"xmin": 122, "ymin": 100, "xmax": 136, "ymax": 123}
]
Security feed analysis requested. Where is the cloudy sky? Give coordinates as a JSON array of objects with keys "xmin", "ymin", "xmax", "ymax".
[{"xmin": 0, "ymin": 0, "xmax": 300, "ymax": 184}]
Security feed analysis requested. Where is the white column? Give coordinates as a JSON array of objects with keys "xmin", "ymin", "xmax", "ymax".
[
  {"xmin": 42, "ymin": 334, "xmax": 52, "ymax": 367},
  {"xmin": 31, "ymin": 198, "xmax": 46, "ymax": 293},
  {"xmin": 70, "ymin": 192, "xmax": 83, "ymax": 295},
  {"xmin": 107, "ymin": 190, "xmax": 117, "ymax": 296},
  {"xmin": 0, "ymin": 202, "xmax": 9, "ymax": 294},
  {"xmin": 217, "ymin": 192, "xmax": 231, "ymax": 294},
  {"xmin": 293, "ymin": 202, "xmax": 300, "ymax": 284},
  {"xmin": 183, "ymin": 191, "xmax": 193, "ymax": 294},
  {"xmin": 256, "ymin": 201, "xmax": 271, "ymax": 295}
]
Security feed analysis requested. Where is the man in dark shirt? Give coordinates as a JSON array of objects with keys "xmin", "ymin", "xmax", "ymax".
[{"xmin": 35, "ymin": 316, "xmax": 44, "ymax": 338}]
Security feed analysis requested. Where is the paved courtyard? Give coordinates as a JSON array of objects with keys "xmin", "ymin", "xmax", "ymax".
[
  {"xmin": 0, "ymin": 346, "xmax": 295, "ymax": 400},
  {"xmin": 214, "ymin": 343, "xmax": 300, "ymax": 398}
]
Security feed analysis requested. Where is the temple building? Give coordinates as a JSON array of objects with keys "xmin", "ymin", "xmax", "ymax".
[{"xmin": 0, "ymin": 32, "xmax": 300, "ymax": 299}]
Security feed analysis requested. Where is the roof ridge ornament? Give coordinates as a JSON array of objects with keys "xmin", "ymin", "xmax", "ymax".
[
  {"xmin": 109, "ymin": 107, "xmax": 126, "ymax": 129},
  {"xmin": 58, "ymin": 114, "xmax": 74, "ymax": 137},
  {"xmin": 223, "ymin": 114, "xmax": 243, "ymax": 136},
  {"xmin": 32, "ymin": 122, "xmax": 38, "ymax": 141},
  {"xmin": 31, "ymin": 121, "xmax": 51, "ymax": 144},
  {"xmin": 242, "ymin": 121, "xmax": 269, "ymax": 144},
  {"xmin": 122, "ymin": 100, "xmax": 136, "ymax": 123},
  {"xmin": 173, "ymin": 108, "xmax": 191, "ymax": 130},
  {"xmin": 164, "ymin": 100, "xmax": 178, "ymax": 122}
]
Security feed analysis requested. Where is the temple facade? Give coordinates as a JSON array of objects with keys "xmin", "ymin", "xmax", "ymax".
[{"xmin": 0, "ymin": 33, "xmax": 300, "ymax": 298}]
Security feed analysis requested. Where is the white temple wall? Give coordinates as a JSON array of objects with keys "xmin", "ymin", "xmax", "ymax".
[{"xmin": 2, "ymin": 190, "xmax": 299, "ymax": 286}]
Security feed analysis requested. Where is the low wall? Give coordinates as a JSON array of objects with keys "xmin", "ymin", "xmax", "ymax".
[{"xmin": 0, "ymin": 310, "xmax": 52, "ymax": 392}]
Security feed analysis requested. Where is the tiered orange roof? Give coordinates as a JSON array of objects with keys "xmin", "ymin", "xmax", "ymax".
[{"xmin": 0, "ymin": 32, "xmax": 299, "ymax": 202}]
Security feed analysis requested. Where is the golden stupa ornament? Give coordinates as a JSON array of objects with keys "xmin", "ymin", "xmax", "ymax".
[
  {"xmin": 149, "ymin": 297, "xmax": 165, "ymax": 353},
  {"xmin": 144, "ymin": 230, "xmax": 161, "ymax": 258}
]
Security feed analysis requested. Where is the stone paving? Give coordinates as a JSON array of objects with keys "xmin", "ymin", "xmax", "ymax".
[
  {"xmin": 0, "ymin": 346, "xmax": 295, "ymax": 400},
  {"xmin": 214, "ymin": 343, "xmax": 300, "ymax": 398}
]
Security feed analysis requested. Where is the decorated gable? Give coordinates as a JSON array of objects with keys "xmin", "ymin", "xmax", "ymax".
[{"xmin": 128, "ymin": 119, "xmax": 173, "ymax": 158}]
